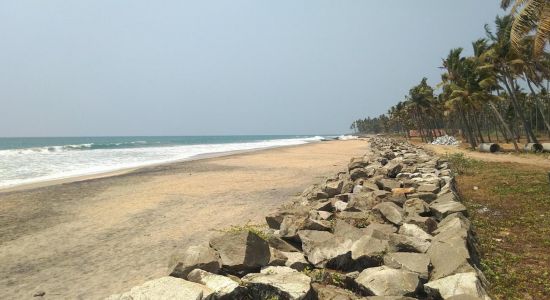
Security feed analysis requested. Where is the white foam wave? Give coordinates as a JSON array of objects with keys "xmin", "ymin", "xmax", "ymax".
[{"xmin": 0, "ymin": 136, "xmax": 324, "ymax": 189}]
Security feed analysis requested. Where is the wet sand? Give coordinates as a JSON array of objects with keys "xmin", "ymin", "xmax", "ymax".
[{"xmin": 0, "ymin": 140, "xmax": 368, "ymax": 299}]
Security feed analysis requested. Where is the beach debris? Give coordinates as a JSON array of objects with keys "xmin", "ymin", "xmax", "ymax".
[
  {"xmin": 431, "ymin": 135, "xmax": 460, "ymax": 145},
  {"xmin": 106, "ymin": 137, "xmax": 491, "ymax": 300}
]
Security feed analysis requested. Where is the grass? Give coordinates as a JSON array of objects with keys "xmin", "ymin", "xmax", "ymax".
[{"xmin": 451, "ymin": 157, "xmax": 550, "ymax": 299}]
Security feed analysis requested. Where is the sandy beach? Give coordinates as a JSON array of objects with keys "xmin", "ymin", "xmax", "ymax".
[{"xmin": 0, "ymin": 140, "xmax": 368, "ymax": 299}]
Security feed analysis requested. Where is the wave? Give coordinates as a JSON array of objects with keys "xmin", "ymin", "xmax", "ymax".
[
  {"xmin": 0, "ymin": 141, "xmax": 154, "ymax": 155},
  {"xmin": 0, "ymin": 135, "xmax": 328, "ymax": 188}
]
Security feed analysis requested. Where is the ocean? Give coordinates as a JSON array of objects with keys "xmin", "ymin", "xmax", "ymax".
[{"xmin": 0, "ymin": 135, "xmax": 342, "ymax": 189}]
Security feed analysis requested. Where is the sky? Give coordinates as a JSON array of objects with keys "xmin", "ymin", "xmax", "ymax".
[{"xmin": 0, "ymin": 1, "xmax": 503, "ymax": 137}]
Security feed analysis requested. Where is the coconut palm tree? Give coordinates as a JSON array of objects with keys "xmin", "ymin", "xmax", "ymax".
[
  {"xmin": 501, "ymin": 0, "xmax": 550, "ymax": 56},
  {"xmin": 483, "ymin": 15, "xmax": 540, "ymax": 143}
]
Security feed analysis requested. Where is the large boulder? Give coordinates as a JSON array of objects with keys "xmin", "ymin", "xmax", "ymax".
[
  {"xmin": 427, "ymin": 227, "xmax": 476, "ymax": 280},
  {"xmin": 373, "ymin": 202, "xmax": 404, "ymax": 225},
  {"xmin": 209, "ymin": 231, "xmax": 270, "ymax": 275},
  {"xmin": 424, "ymin": 272, "xmax": 491, "ymax": 300},
  {"xmin": 355, "ymin": 266, "xmax": 420, "ymax": 297},
  {"xmin": 105, "ymin": 277, "xmax": 211, "ymax": 300},
  {"xmin": 241, "ymin": 266, "xmax": 313, "ymax": 300},
  {"xmin": 350, "ymin": 233, "xmax": 390, "ymax": 267},
  {"xmin": 299, "ymin": 231, "xmax": 354, "ymax": 270},
  {"xmin": 383, "ymin": 252, "xmax": 430, "ymax": 280},
  {"xmin": 168, "ymin": 244, "xmax": 221, "ymax": 279},
  {"xmin": 187, "ymin": 269, "xmax": 243, "ymax": 299},
  {"xmin": 429, "ymin": 193, "xmax": 467, "ymax": 220}
]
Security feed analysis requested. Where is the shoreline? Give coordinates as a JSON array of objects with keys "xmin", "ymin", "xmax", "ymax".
[{"xmin": 0, "ymin": 140, "xmax": 349, "ymax": 194}]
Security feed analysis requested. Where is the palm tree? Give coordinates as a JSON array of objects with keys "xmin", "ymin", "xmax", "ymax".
[
  {"xmin": 501, "ymin": 0, "xmax": 550, "ymax": 56},
  {"xmin": 484, "ymin": 15, "xmax": 540, "ymax": 143}
]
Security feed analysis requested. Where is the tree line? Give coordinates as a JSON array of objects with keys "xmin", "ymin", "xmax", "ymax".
[{"xmin": 351, "ymin": 1, "xmax": 550, "ymax": 151}]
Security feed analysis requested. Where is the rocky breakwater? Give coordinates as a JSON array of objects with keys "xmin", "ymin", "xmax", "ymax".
[{"xmin": 106, "ymin": 137, "xmax": 490, "ymax": 300}]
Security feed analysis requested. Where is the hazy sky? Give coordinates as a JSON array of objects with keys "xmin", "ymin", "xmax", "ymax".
[{"xmin": 0, "ymin": 1, "xmax": 502, "ymax": 137}]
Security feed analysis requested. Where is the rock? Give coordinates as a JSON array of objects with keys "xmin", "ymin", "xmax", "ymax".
[
  {"xmin": 383, "ymin": 252, "xmax": 430, "ymax": 280},
  {"xmin": 350, "ymin": 168, "xmax": 370, "ymax": 181},
  {"xmin": 398, "ymin": 223, "xmax": 433, "ymax": 242},
  {"xmin": 311, "ymin": 283, "xmax": 360, "ymax": 300},
  {"xmin": 375, "ymin": 178, "xmax": 402, "ymax": 192},
  {"xmin": 404, "ymin": 215, "xmax": 438, "ymax": 234},
  {"xmin": 302, "ymin": 234, "xmax": 354, "ymax": 270},
  {"xmin": 314, "ymin": 200, "xmax": 334, "ymax": 212},
  {"xmin": 338, "ymin": 210, "xmax": 383, "ymax": 228},
  {"xmin": 417, "ymin": 184, "xmax": 441, "ymax": 194},
  {"xmin": 333, "ymin": 219, "xmax": 367, "ymax": 241},
  {"xmin": 355, "ymin": 266, "xmax": 420, "ymax": 296},
  {"xmin": 334, "ymin": 200, "xmax": 349, "ymax": 212},
  {"xmin": 364, "ymin": 223, "xmax": 397, "ymax": 236},
  {"xmin": 241, "ymin": 266, "xmax": 313, "ymax": 300},
  {"xmin": 373, "ymin": 202, "xmax": 404, "ymax": 225},
  {"xmin": 303, "ymin": 218, "xmax": 332, "ymax": 231},
  {"xmin": 407, "ymin": 192, "xmax": 437, "ymax": 203},
  {"xmin": 187, "ymin": 269, "xmax": 242, "ymax": 299},
  {"xmin": 350, "ymin": 234, "xmax": 390, "ymax": 267},
  {"xmin": 280, "ymin": 216, "xmax": 306, "ymax": 240},
  {"xmin": 427, "ymin": 227, "xmax": 476, "ymax": 280},
  {"xmin": 389, "ymin": 233, "xmax": 431, "ymax": 253},
  {"xmin": 430, "ymin": 194, "xmax": 467, "ymax": 220},
  {"xmin": 349, "ymin": 157, "xmax": 369, "ymax": 171},
  {"xmin": 347, "ymin": 192, "xmax": 381, "ymax": 211},
  {"xmin": 266, "ymin": 213, "xmax": 285, "ymax": 229},
  {"xmin": 403, "ymin": 198, "xmax": 430, "ymax": 217},
  {"xmin": 317, "ymin": 211, "xmax": 334, "ymax": 220},
  {"xmin": 365, "ymin": 297, "xmax": 417, "ymax": 300},
  {"xmin": 105, "ymin": 277, "xmax": 211, "ymax": 300},
  {"xmin": 433, "ymin": 213, "xmax": 471, "ymax": 236},
  {"xmin": 297, "ymin": 230, "xmax": 334, "ymax": 253},
  {"xmin": 269, "ymin": 247, "xmax": 289, "ymax": 266},
  {"xmin": 267, "ymin": 235, "xmax": 300, "ymax": 252},
  {"xmin": 281, "ymin": 251, "xmax": 310, "ymax": 271},
  {"xmin": 324, "ymin": 178, "xmax": 344, "ymax": 197},
  {"xmin": 384, "ymin": 161, "xmax": 403, "ymax": 178},
  {"xmin": 391, "ymin": 187, "xmax": 416, "ymax": 196},
  {"xmin": 424, "ymin": 272, "xmax": 490, "ymax": 300},
  {"xmin": 209, "ymin": 231, "xmax": 270, "ymax": 275},
  {"xmin": 168, "ymin": 244, "xmax": 221, "ymax": 279}
]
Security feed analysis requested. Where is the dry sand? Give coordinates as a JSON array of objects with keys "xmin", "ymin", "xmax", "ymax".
[{"xmin": 0, "ymin": 140, "xmax": 368, "ymax": 299}]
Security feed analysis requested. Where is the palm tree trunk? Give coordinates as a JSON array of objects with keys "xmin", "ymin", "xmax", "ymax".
[
  {"xmin": 526, "ymin": 79, "xmax": 550, "ymax": 137},
  {"xmin": 488, "ymin": 101, "xmax": 520, "ymax": 151},
  {"xmin": 501, "ymin": 75, "xmax": 539, "ymax": 143}
]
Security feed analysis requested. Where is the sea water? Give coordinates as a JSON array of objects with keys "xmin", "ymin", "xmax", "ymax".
[{"xmin": 0, "ymin": 135, "xmax": 332, "ymax": 189}]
